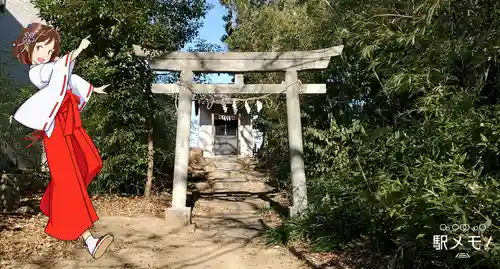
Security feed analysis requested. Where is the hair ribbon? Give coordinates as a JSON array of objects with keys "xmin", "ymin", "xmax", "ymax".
[{"xmin": 13, "ymin": 31, "xmax": 36, "ymax": 56}]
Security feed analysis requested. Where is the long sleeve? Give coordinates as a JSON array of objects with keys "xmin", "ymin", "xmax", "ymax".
[
  {"xmin": 67, "ymin": 51, "xmax": 93, "ymax": 111},
  {"xmin": 14, "ymin": 52, "xmax": 74, "ymax": 137},
  {"xmin": 69, "ymin": 75, "xmax": 93, "ymax": 111}
]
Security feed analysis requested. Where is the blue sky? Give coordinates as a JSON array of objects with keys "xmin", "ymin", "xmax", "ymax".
[
  {"xmin": 185, "ymin": 0, "xmax": 233, "ymax": 146},
  {"xmin": 183, "ymin": 0, "xmax": 232, "ymax": 84}
]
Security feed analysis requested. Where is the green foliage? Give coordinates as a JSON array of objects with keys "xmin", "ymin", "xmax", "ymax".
[
  {"xmin": 32, "ymin": 0, "xmax": 210, "ymax": 194},
  {"xmin": 0, "ymin": 72, "xmax": 41, "ymax": 171},
  {"xmin": 223, "ymin": 0, "xmax": 500, "ymax": 267}
]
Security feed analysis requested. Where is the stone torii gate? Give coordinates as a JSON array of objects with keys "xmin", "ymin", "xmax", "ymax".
[{"xmin": 133, "ymin": 45, "xmax": 343, "ymax": 225}]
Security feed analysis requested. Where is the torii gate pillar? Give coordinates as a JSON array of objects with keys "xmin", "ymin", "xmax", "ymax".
[
  {"xmin": 165, "ymin": 70, "xmax": 193, "ymax": 225},
  {"xmin": 285, "ymin": 69, "xmax": 307, "ymax": 217}
]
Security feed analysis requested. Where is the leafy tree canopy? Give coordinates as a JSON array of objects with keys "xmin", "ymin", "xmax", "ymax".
[{"xmin": 220, "ymin": 0, "xmax": 500, "ymax": 267}]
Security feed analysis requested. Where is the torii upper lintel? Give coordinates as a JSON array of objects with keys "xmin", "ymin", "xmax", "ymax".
[{"xmin": 133, "ymin": 45, "xmax": 344, "ymax": 72}]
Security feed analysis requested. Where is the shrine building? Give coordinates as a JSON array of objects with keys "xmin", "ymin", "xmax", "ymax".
[{"xmin": 192, "ymin": 100, "xmax": 254, "ymax": 158}]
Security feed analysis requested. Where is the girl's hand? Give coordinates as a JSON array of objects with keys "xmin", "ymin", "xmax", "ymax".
[
  {"xmin": 71, "ymin": 35, "xmax": 90, "ymax": 62},
  {"xmin": 93, "ymin": 84, "xmax": 109, "ymax": 94},
  {"xmin": 79, "ymin": 35, "xmax": 91, "ymax": 50}
]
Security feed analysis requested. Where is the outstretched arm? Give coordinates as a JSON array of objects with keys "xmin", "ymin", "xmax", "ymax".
[
  {"xmin": 71, "ymin": 35, "xmax": 90, "ymax": 62},
  {"xmin": 70, "ymin": 75, "xmax": 109, "ymax": 112},
  {"xmin": 70, "ymin": 47, "xmax": 84, "ymax": 62}
]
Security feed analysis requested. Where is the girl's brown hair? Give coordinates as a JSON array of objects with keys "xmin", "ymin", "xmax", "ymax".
[{"xmin": 12, "ymin": 23, "xmax": 61, "ymax": 65}]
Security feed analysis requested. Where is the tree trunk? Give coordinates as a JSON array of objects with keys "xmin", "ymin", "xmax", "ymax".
[{"xmin": 144, "ymin": 130, "xmax": 154, "ymax": 198}]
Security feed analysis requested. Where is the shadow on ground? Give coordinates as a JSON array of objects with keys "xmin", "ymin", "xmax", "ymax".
[{"xmin": 5, "ymin": 205, "xmax": 306, "ymax": 269}]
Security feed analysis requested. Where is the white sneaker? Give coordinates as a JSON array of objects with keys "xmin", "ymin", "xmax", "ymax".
[{"xmin": 88, "ymin": 234, "xmax": 114, "ymax": 259}]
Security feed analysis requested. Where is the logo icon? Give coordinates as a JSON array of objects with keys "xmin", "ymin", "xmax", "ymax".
[{"xmin": 455, "ymin": 253, "xmax": 470, "ymax": 259}]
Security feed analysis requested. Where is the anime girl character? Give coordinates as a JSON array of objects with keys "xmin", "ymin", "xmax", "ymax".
[{"xmin": 12, "ymin": 23, "xmax": 114, "ymax": 259}]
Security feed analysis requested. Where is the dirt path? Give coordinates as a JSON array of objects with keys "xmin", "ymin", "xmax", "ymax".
[{"xmin": 2, "ymin": 198, "xmax": 307, "ymax": 269}]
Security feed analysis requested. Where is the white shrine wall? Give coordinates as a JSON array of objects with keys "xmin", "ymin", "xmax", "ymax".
[{"xmin": 198, "ymin": 103, "xmax": 253, "ymax": 158}]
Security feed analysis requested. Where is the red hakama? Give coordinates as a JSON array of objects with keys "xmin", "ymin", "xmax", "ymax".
[{"xmin": 36, "ymin": 90, "xmax": 102, "ymax": 240}]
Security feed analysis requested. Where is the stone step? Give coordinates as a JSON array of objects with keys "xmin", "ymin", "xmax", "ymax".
[
  {"xmin": 192, "ymin": 213, "xmax": 265, "ymax": 237},
  {"xmin": 193, "ymin": 212, "xmax": 263, "ymax": 226},
  {"xmin": 194, "ymin": 197, "xmax": 270, "ymax": 212},
  {"xmin": 211, "ymin": 178, "xmax": 252, "ymax": 182},
  {"xmin": 207, "ymin": 157, "xmax": 257, "ymax": 165},
  {"xmin": 209, "ymin": 170, "xmax": 267, "ymax": 180},
  {"xmin": 213, "ymin": 161, "xmax": 244, "ymax": 170},
  {"xmin": 192, "ymin": 198, "xmax": 271, "ymax": 235},
  {"xmin": 190, "ymin": 181, "xmax": 273, "ymax": 194}
]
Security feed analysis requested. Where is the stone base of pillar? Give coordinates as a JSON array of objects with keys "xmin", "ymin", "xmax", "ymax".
[
  {"xmin": 288, "ymin": 205, "xmax": 307, "ymax": 219},
  {"xmin": 165, "ymin": 206, "xmax": 192, "ymax": 226}
]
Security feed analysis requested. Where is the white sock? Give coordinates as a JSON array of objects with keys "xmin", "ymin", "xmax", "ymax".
[{"xmin": 85, "ymin": 235, "xmax": 98, "ymax": 254}]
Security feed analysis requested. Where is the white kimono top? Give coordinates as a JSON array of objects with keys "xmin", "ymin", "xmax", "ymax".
[{"xmin": 14, "ymin": 52, "xmax": 94, "ymax": 137}]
